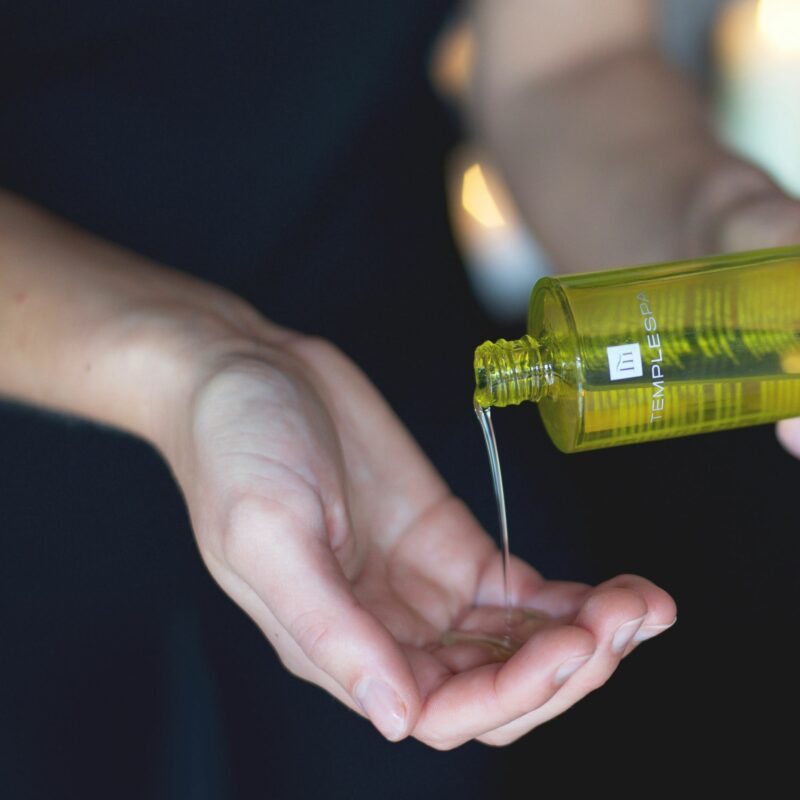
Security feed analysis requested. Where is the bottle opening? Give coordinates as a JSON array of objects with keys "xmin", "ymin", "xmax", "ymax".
[{"xmin": 474, "ymin": 335, "xmax": 548, "ymax": 408}]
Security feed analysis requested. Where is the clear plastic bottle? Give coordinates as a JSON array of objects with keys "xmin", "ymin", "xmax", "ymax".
[{"xmin": 473, "ymin": 246, "xmax": 800, "ymax": 452}]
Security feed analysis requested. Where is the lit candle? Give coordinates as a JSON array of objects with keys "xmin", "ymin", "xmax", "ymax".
[
  {"xmin": 430, "ymin": 18, "xmax": 551, "ymax": 321},
  {"xmin": 715, "ymin": 0, "xmax": 800, "ymax": 196},
  {"xmin": 445, "ymin": 146, "xmax": 551, "ymax": 321}
]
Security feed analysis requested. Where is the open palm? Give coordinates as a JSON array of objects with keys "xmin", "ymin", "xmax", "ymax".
[{"xmin": 171, "ymin": 334, "xmax": 675, "ymax": 748}]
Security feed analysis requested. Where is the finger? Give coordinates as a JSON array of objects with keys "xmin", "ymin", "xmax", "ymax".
[
  {"xmin": 386, "ymin": 497, "xmax": 498, "ymax": 634},
  {"xmin": 718, "ymin": 195, "xmax": 800, "ymax": 252},
  {"xmin": 477, "ymin": 585, "xmax": 650, "ymax": 746},
  {"xmin": 285, "ymin": 336, "xmax": 451, "ymax": 548},
  {"xmin": 777, "ymin": 418, "xmax": 800, "ymax": 459},
  {"xmin": 594, "ymin": 574, "xmax": 677, "ymax": 647},
  {"xmin": 223, "ymin": 495, "xmax": 419, "ymax": 741},
  {"xmin": 413, "ymin": 623, "xmax": 595, "ymax": 750},
  {"xmin": 474, "ymin": 552, "xmax": 591, "ymax": 617}
]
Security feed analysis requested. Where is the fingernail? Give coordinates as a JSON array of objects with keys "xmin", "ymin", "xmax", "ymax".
[
  {"xmin": 633, "ymin": 617, "xmax": 677, "ymax": 643},
  {"xmin": 612, "ymin": 616, "xmax": 646, "ymax": 653},
  {"xmin": 354, "ymin": 678, "xmax": 407, "ymax": 741},
  {"xmin": 554, "ymin": 654, "xmax": 593, "ymax": 685}
]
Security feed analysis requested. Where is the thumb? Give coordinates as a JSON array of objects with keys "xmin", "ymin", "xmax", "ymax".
[
  {"xmin": 719, "ymin": 197, "xmax": 800, "ymax": 463},
  {"xmin": 688, "ymin": 161, "xmax": 800, "ymax": 254},
  {"xmin": 222, "ymin": 496, "xmax": 420, "ymax": 741},
  {"xmin": 716, "ymin": 194, "xmax": 800, "ymax": 252},
  {"xmin": 686, "ymin": 171, "xmax": 800, "ymax": 457},
  {"xmin": 776, "ymin": 418, "xmax": 800, "ymax": 460}
]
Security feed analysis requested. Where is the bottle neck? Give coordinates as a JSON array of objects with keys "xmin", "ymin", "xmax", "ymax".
[{"xmin": 473, "ymin": 335, "xmax": 554, "ymax": 408}]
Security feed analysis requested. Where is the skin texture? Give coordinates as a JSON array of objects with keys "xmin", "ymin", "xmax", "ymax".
[{"xmin": 1, "ymin": 0, "xmax": 797, "ymax": 747}]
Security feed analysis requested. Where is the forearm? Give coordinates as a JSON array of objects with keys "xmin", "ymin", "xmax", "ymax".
[
  {"xmin": 0, "ymin": 190, "xmax": 279, "ymax": 450},
  {"xmin": 470, "ymin": 1, "xmax": 785, "ymax": 272}
]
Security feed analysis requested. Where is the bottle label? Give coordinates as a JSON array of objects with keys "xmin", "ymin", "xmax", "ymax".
[
  {"xmin": 607, "ymin": 343, "xmax": 643, "ymax": 381},
  {"xmin": 637, "ymin": 292, "xmax": 665, "ymax": 424}
]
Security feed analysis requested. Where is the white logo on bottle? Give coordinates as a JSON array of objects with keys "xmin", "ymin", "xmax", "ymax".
[{"xmin": 607, "ymin": 343, "xmax": 643, "ymax": 381}]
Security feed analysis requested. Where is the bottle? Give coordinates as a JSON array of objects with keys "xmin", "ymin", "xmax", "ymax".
[{"xmin": 473, "ymin": 246, "xmax": 800, "ymax": 453}]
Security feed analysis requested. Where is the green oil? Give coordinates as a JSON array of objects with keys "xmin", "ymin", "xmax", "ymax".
[{"xmin": 474, "ymin": 246, "xmax": 800, "ymax": 452}]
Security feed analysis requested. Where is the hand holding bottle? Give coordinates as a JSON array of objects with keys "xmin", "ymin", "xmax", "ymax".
[{"xmin": 471, "ymin": 0, "xmax": 800, "ymax": 458}]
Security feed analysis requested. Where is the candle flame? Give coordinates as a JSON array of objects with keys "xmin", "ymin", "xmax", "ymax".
[
  {"xmin": 462, "ymin": 163, "xmax": 506, "ymax": 228},
  {"xmin": 757, "ymin": 0, "xmax": 800, "ymax": 53}
]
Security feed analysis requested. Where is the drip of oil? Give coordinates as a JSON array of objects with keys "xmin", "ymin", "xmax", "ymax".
[
  {"xmin": 440, "ymin": 402, "xmax": 518, "ymax": 656},
  {"xmin": 474, "ymin": 401, "xmax": 513, "ymax": 625}
]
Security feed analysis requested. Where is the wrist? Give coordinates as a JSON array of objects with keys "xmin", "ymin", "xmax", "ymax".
[
  {"xmin": 107, "ymin": 293, "xmax": 291, "ymax": 459},
  {"xmin": 0, "ymin": 191, "xmax": 295, "ymax": 453}
]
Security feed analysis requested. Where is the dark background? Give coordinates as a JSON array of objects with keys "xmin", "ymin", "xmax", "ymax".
[{"xmin": 1, "ymin": 1, "xmax": 797, "ymax": 797}]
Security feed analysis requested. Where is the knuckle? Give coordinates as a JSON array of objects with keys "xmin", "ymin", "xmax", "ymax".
[
  {"xmin": 578, "ymin": 669, "xmax": 611, "ymax": 694},
  {"xmin": 417, "ymin": 733, "xmax": 464, "ymax": 752},
  {"xmin": 219, "ymin": 494, "xmax": 295, "ymax": 568},
  {"xmin": 292, "ymin": 334, "xmax": 341, "ymax": 359},
  {"xmin": 284, "ymin": 334, "xmax": 344, "ymax": 369},
  {"xmin": 290, "ymin": 611, "xmax": 338, "ymax": 667},
  {"xmin": 276, "ymin": 648, "xmax": 313, "ymax": 681},
  {"xmin": 477, "ymin": 731, "xmax": 516, "ymax": 748},
  {"xmin": 217, "ymin": 522, "xmax": 245, "ymax": 569},
  {"xmin": 610, "ymin": 572, "xmax": 643, "ymax": 586},
  {"xmin": 219, "ymin": 496, "xmax": 285, "ymax": 572},
  {"xmin": 583, "ymin": 586, "xmax": 647, "ymax": 619},
  {"xmin": 219, "ymin": 497, "xmax": 263, "ymax": 566}
]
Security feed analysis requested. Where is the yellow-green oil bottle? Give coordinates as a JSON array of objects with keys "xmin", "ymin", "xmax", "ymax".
[{"xmin": 474, "ymin": 246, "xmax": 800, "ymax": 453}]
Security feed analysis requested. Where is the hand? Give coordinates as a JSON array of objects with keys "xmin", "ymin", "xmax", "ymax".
[
  {"xmin": 161, "ymin": 327, "xmax": 676, "ymax": 748},
  {"xmin": 687, "ymin": 163, "xmax": 800, "ymax": 460},
  {"xmin": 0, "ymin": 190, "xmax": 676, "ymax": 747}
]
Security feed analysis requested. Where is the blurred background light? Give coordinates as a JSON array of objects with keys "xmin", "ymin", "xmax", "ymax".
[
  {"xmin": 446, "ymin": 146, "xmax": 552, "ymax": 323},
  {"xmin": 757, "ymin": 0, "xmax": 800, "ymax": 52},
  {"xmin": 461, "ymin": 163, "xmax": 506, "ymax": 228},
  {"xmin": 433, "ymin": 0, "xmax": 800, "ymax": 322},
  {"xmin": 431, "ymin": 16, "xmax": 552, "ymax": 323},
  {"xmin": 715, "ymin": 0, "xmax": 800, "ymax": 196}
]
